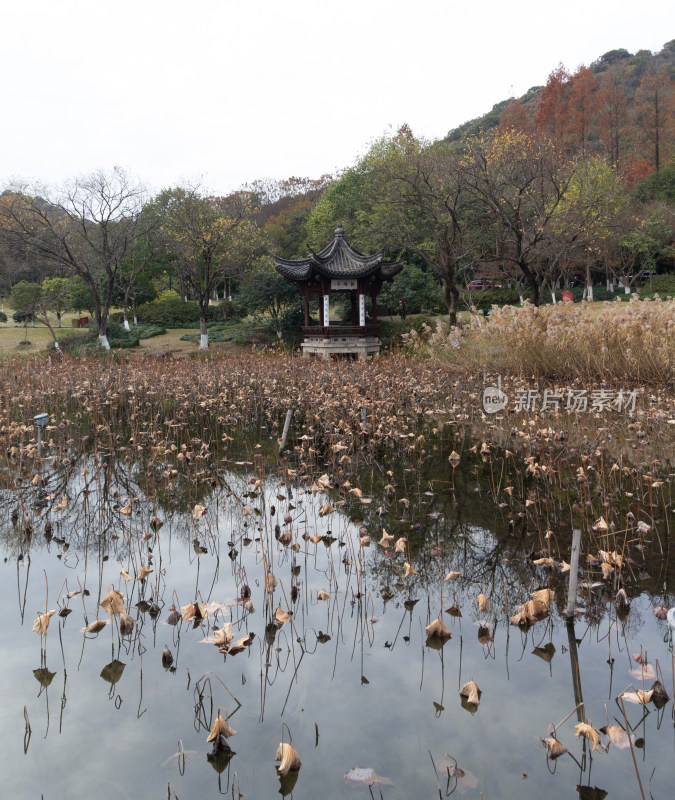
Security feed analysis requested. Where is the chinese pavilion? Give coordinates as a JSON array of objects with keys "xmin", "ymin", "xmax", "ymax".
[{"xmin": 274, "ymin": 224, "xmax": 402, "ymax": 358}]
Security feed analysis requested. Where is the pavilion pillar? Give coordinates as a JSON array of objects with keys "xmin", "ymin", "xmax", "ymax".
[
  {"xmin": 350, "ymin": 293, "xmax": 358, "ymax": 326},
  {"xmin": 323, "ymin": 294, "xmax": 330, "ymax": 327},
  {"xmin": 371, "ymin": 286, "xmax": 378, "ymax": 325},
  {"xmin": 359, "ymin": 293, "xmax": 366, "ymax": 327},
  {"xmin": 303, "ymin": 286, "xmax": 310, "ymax": 327}
]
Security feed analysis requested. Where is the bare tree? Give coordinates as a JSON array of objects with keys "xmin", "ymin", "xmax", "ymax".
[
  {"xmin": 156, "ymin": 186, "xmax": 262, "ymax": 349},
  {"xmin": 0, "ymin": 168, "xmax": 148, "ymax": 349}
]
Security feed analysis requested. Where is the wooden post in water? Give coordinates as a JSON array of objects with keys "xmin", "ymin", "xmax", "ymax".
[
  {"xmin": 565, "ymin": 528, "xmax": 582, "ymax": 618},
  {"xmin": 279, "ymin": 409, "xmax": 292, "ymax": 454}
]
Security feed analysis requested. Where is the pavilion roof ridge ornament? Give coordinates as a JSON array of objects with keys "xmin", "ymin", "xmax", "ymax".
[{"xmin": 273, "ymin": 223, "xmax": 402, "ymax": 282}]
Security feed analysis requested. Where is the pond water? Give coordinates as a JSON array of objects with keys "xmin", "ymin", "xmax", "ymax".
[{"xmin": 1, "ymin": 416, "xmax": 673, "ymax": 800}]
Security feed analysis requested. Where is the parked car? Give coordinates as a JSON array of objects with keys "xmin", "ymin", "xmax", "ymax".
[{"xmin": 467, "ymin": 279, "xmax": 502, "ymax": 290}]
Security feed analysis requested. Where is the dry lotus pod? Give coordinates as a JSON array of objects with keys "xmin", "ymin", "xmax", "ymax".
[
  {"xmin": 275, "ymin": 743, "xmax": 301, "ymax": 776},
  {"xmin": 540, "ymin": 737, "xmax": 567, "ymax": 759},
  {"xmin": 207, "ymin": 710, "xmax": 236, "ymax": 742},
  {"xmin": 32, "ymin": 610, "xmax": 56, "ymax": 636},
  {"xmin": 477, "ymin": 594, "xmax": 489, "ymax": 613},
  {"xmin": 101, "ymin": 589, "xmax": 125, "ymax": 616},
  {"xmin": 448, "ymin": 451, "xmax": 460, "ymax": 466},
  {"xmin": 574, "ymin": 722, "xmax": 602, "ymax": 751},
  {"xmin": 309, "ymin": 534, "xmax": 323, "ymax": 544},
  {"xmin": 162, "ymin": 646, "xmax": 174, "ymax": 668},
  {"xmin": 445, "ymin": 571, "xmax": 461, "ymax": 581},
  {"xmin": 459, "ymin": 680, "xmax": 481, "ymax": 706},
  {"xmin": 425, "ymin": 618, "xmax": 451, "ymax": 638}
]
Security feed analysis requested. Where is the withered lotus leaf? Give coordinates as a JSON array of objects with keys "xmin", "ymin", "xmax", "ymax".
[
  {"xmin": 317, "ymin": 590, "xmax": 330, "ymax": 601},
  {"xmin": 378, "ymin": 529, "xmax": 394, "ymax": 547},
  {"xmin": 600, "ymin": 725, "xmax": 632, "ymax": 750},
  {"xmin": 621, "ymin": 689, "xmax": 653, "ymax": 705},
  {"xmin": 275, "ymin": 743, "xmax": 301, "ymax": 776},
  {"xmin": 207, "ymin": 711, "xmax": 236, "ymax": 742},
  {"xmin": 459, "ymin": 680, "xmax": 481, "ymax": 706},
  {"xmin": 32, "ymin": 610, "xmax": 56, "ymax": 636},
  {"xmin": 574, "ymin": 722, "xmax": 603, "ymax": 751},
  {"xmin": 265, "ymin": 573, "xmax": 277, "ymax": 593},
  {"xmin": 181, "ymin": 602, "xmax": 203, "ymax": 621},
  {"xmin": 119, "ymin": 612, "xmax": 135, "ymax": 635},
  {"xmin": 426, "ymin": 618, "xmax": 451, "ymax": 638},
  {"xmin": 121, "ymin": 567, "xmax": 131, "ymax": 583},
  {"xmin": 445, "ymin": 571, "xmax": 461, "ymax": 581},
  {"xmin": 540, "ymin": 737, "xmax": 567, "ymax": 759},
  {"xmin": 101, "ymin": 589, "xmax": 125, "ymax": 616},
  {"xmin": 274, "ymin": 606, "xmax": 291, "ymax": 626},
  {"xmin": 530, "ymin": 588, "xmax": 554, "ymax": 606},
  {"xmin": 83, "ymin": 619, "xmax": 107, "ymax": 634},
  {"xmin": 394, "ymin": 537, "xmax": 407, "ymax": 554},
  {"xmin": 138, "ymin": 566, "xmax": 153, "ymax": 581},
  {"xmin": 192, "ymin": 504, "xmax": 206, "ymax": 521},
  {"xmin": 477, "ymin": 594, "xmax": 489, "ymax": 613},
  {"xmin": 511, "ymin": 600, "xmax": 549, "ymax": 626},
  {"xmin": 404, "ymin": 562, "xmax": 417, "ymax": 577}
]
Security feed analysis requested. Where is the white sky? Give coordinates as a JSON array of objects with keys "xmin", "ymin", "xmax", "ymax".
[{"xmin": 1, "ymin": 0, "xmax": 671, "ymax": 195}]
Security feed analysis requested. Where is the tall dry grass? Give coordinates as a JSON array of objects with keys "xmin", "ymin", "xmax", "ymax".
[{"xmin": 411, "ymin": 297, "xmax": 675, "ymax": 386}]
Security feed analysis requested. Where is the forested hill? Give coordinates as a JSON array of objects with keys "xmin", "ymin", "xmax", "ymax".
[{"xmin": 445, "ymin": 40, "xmax": 674, "ymax": 173}]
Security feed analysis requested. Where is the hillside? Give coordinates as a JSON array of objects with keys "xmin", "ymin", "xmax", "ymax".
[{"xmin": 445, "ymin": 40, "xmax": 675, "ymax": 175}]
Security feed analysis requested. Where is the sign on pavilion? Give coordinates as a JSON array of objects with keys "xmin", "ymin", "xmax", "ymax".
[{"xmin": 274, "ymin": 224, "xmax": 402, "ymax": 358}]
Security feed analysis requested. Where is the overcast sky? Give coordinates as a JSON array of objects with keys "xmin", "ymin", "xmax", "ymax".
[{"xmin": 1, "ymin": 0, "xmax": 671, "ymax": 195}]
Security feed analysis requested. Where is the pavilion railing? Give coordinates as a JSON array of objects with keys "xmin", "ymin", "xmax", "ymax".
[{"xmin": 301, "ymin": 325, "xmax": 380, "ymax": 338}]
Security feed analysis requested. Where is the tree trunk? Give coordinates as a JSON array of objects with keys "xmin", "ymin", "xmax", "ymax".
[
  {"xmin": 521, "ymin": 263, "xmax": 540, "ymax": 306},
  {"xmin": 585, "ymin": 262, "xmax": 593, "ymax": 301},
  {"xmin": 443, "ymin": 279, "xmax": 459, "ymax": 327},
  {"xmin": 57, "ymin": 312, "xmax": 62, "ymax": 328},
  {"xmin": 199, "ymin": 310, "xmax": 209, "ymax": 350},
  {"xmin": 123, "ymin": 304, "xmax": 130, "ymax": 331}
]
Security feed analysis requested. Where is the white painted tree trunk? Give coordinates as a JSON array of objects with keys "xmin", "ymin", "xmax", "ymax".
[
  {"xmin": 519, "ymin": 294, "xmax": 524, "ymax": 306},
  {"xmin": 133, "ymin": 314, "xmax": 138, "ymax": 325},
  {"xmin": 199, "ymin": 333, "xmax": 209, "ymax": 349},
  {"xmin": 99, "ymin": 334, "xmax": 111, "ymax": 350},
  {"xmin": 588, "ymin": 285, "xmax": 594, "ymax": 301},
  {"xmin": 123, "ymin": 319, "xmax": 131, "ymax": 331},
  {"xmin": 625, "ymin": 284, "xmax": 631, "ymax": 294},
  {"xmin": 551, "ymin": 290, "xmax": 557, "ymax": 304}
]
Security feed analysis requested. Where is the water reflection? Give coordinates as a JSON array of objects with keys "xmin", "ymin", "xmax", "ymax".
[{"xmin": 0, "ymin": 420, "xmax": 672, "ymax": 800}]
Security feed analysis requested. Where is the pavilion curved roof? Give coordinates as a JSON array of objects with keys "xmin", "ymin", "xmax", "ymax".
[{"xmin": 274, "ymin": 224, "xmax": 402, "ymax": 282}]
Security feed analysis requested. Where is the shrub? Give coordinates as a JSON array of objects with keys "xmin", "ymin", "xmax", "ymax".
[
  {"xmin": 0, "ymin": 311, "xmax": 7, "ymax": 323},
  {"xmin": 640, "ymin": 273, "xmax": 675, "ymax": 299},
  {"xmin": 12, "ymin": 310, "xmax": 34, "ymax": 324}
]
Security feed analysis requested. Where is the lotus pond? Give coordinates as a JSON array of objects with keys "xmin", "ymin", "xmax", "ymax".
[{"xmin": 0, "ymin": 353, "xmax": 673, "ymax": 800}]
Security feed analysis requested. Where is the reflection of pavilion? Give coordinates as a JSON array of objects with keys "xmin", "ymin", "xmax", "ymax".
[{"xmin": 274, "ymin": 224, "xmax": 402, "ymax": 358}]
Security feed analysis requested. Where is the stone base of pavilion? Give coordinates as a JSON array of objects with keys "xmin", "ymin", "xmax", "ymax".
[{"xmin": 301, "ymin": 334, "xmax": 381, "ymax": 359}]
